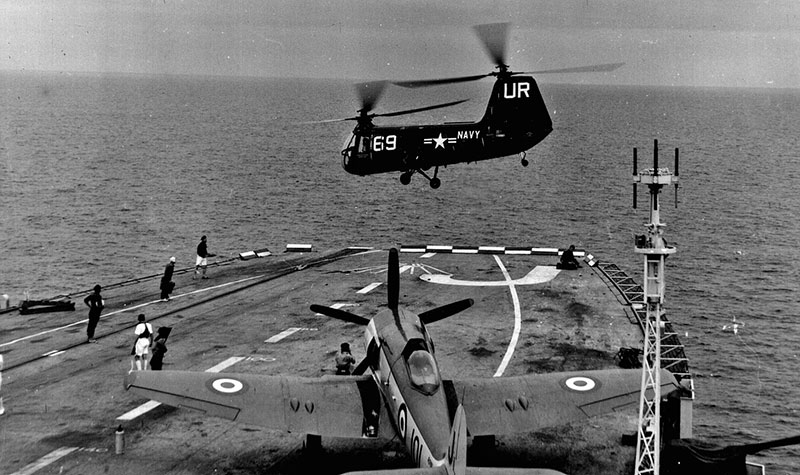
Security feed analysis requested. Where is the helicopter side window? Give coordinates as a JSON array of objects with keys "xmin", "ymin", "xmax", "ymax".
[{"xmin": 405, "ymin": 348, "xmax": 440, "ymax": 395}]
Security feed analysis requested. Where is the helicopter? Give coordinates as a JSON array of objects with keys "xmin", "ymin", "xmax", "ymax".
[{"xmin": 319, "ymin": 23, "xmax": 623, "ymax": 188}]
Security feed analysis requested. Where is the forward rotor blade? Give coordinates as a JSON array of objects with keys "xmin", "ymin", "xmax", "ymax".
[
  {"xmin": 474, "ymin": 22, "xmax": 509, "ymax": 68},
  {"xmin": 393, "ymin": 74, "xmax": 491, "ymax": 89},
  {"xmin": 355, "ymin": 80, "xmax": 388, "ymax": 114},
  {"xmin": 310, "ymin": 304, "xmax": 370, "ymax": 326},
  {"xmin": 296, "ymin": 117, "xmax": 356, "ymax": 125},
  {"xmin": 387, "ymin": 248, "xmax": 399, "ymax": 312},
  {"xmin": 375, "ymin": 99, "xmax": 469, "ymax": 118},
  {"xmin": 527, "ymin": 62, "xmax": 625, "ymax": 75},
  {"xmin": 419, "ymin": 299, "xmax": 474, "ymax": 325}
]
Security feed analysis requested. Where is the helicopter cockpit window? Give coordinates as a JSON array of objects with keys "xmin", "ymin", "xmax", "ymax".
[
  {"xmin": 357, "ymin": 135, "xmax": 370, "ymax": 154},
  {"xmin": 403, "ymin": 340, "xmax": 440, "ymax": 395}
]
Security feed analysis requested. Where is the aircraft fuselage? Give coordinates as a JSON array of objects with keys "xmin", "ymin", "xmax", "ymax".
[{"xmin": 365, "ymin": 308, "xmax": 451, "ymax": 469}]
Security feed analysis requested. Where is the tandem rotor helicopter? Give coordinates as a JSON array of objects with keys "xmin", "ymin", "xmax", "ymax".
[{"xmin": 311, "ymin": 23, "xmax": 623, "ymax": 188}]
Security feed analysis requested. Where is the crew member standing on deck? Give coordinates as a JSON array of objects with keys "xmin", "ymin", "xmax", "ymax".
[
  {"xmin": 194, "ymin": 235, "xmax": 215, "ymax": 279},
  {"xmin": 83, "ymin": 284, "xmax": 104, "ymax": 343},
  {"xmin": 133, "ymin": 314, "xmax": 154, "ymax": 370},
  {"xmin": 149, "ymin": 327, "xmax": 169, "ymax": 370},
  {"xmin": 335, "ymin": 342, "xmax": 356, "ymax": 375},
  {"xmin": 160, "ymin": 256, "xmax": 176, "ymax": 301}
]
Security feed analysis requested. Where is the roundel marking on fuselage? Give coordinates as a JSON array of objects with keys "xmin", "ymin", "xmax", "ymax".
[{"xmin": 397, "ymin": 402, "xmax": 408, "ymax": 440}]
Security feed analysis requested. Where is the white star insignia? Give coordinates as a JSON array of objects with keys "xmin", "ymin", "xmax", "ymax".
[{"xmin": 433, "ymin": 133, "xmax": 446, "ymax": 149}]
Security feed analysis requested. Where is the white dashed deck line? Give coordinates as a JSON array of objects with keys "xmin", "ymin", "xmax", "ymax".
[
  {"xmin": 117, "ymin": 400, "xmax": 162, "ymax": 421},
  {"xmin": 117, "ymin": 356, "xmax": 246, "ymax": 421},
  {"xmin": 420, "ymin": 253, "xmax": 436, "ymax": 259},
  {"xmin": 265, "ymin": 328, "xmax": 303, "ymax": 343},
  {"xmin": 357, "ymin": 282, "xmax": 382, "ymax": 294},
  {"xmin": 9, "ymin": 446, "xmax": 78, "ymax": 475},
  {"xmin": 0, "ymin": 275, "xmax": 265, "ymax": 350}
]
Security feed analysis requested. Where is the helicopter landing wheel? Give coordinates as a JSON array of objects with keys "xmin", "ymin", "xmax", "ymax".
[
  {"xmin": 400, "ymin": 172, "xmax": 412, "ymax": 185},
  {"xmin": 430, "ymin": 178, "xmax": 441, "ymax": 189},
  {"xmin": 520, "ymin": 152, "xmax": 529, "ymax": 167}
]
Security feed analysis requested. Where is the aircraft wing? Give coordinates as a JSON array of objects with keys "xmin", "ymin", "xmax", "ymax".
[
  {"xmin": 448, "ymin": 368, "xmax": 679, "ymax": 436},
  {"xmin": 124, "ymin": 370, "xmax": 387, "ymax": 438}
]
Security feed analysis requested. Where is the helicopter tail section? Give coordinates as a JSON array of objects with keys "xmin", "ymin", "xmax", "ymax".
[{"xmin": 481, "ymin": 76, "xmax": 552, "ymax": 149}]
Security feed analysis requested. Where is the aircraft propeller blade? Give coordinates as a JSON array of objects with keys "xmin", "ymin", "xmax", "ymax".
[
  {"xmin": 387, "ymin": 248, "xmax": 399, "ymax": 312},
  {"xmin": 352, "ymin": 349, "xmax": 380, "ymax": 376},
  {"xmin": 474, "ymin": 22, "xmax": 509, "ymax": 69},
  {"xmin": 418, "ymin": 298, "xmax": 474, "ymax": 324},
  {"xmin": 526, "ymin": 62, "xmax": 625, "ymax": 75},
  {"xmin": 310, "ymin": 304, "xmax": 370, "ymax": 326}
]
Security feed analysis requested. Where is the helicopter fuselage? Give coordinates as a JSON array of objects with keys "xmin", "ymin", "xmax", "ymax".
[{"xmin": 341, "ymin": 76, "xmax": 552, "ymax": 185}]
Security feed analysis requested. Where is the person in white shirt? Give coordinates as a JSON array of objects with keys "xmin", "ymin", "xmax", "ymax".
[{"xmin": 133, "ymin": 314, "xmax": 154, "ymax": 370}]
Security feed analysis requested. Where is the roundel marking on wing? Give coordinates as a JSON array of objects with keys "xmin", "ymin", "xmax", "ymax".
[
  {"xmin": 206, "ymin": 377, "xmax": 249, "ymax": 395},
  {"xmin": 561, "ymin": 376, "xmax": 600, "ymax": 392}
]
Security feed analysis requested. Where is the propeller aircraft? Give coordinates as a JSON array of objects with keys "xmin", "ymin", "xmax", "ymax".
[
  {"xmin": 124, "ymin": 248, "xmax": 680, "ymax": 475},
  {"xmin": 317, "ymin": 23, "xmax": 623, "ymax": 188}
]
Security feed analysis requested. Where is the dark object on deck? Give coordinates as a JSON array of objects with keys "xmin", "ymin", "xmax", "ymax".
[
  {"xmin": 19, "ymin": 299, "xmax": 76, "ymax": 315},
  {"xmin": 663, "ymin": 434, "xmax": 800, "ymax": 475},
  {"xmin": 616, "ymin": 347, "xmax": 643, "ymax": 369}
]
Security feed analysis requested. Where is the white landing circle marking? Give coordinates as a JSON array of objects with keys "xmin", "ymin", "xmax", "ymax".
[
  {"xmin": 212, "ymin": 378, "xmax": 244, "ymax": 394},
  {"xmin": 565, "ymin": 376, "xmax": 596, "ymax": 392},
  {"xmin": 492, "ymin": 255, "xmax": 521, "ymax": 378}
]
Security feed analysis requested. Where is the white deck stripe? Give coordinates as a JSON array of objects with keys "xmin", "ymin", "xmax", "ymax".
[
  {"xmin": 420, "ymin": 253, "xmax": 436, "ymax": 258},
  {"xmin": 0, "ymin": 275, "xmax": 265, "ymax": 350},
  {"xmin": 10, "ymin": 446, "xmax": 78, "ymax": 475},
  {"xmin": 265, "ymin": 328, "xmax": 302, "ymax": 343},
  {"xmin": 203, "ymin": 356, "xmax": 245, "ymax": 373},
  {"xmin": 117, "ymin": 356, "xmax": 245, "ymax": 421},
  {"xmin": 357, "ymin": 282, "xmax": 382, "ymax": 294},
  {"xmin": 116, "ymin": 399, "xmax": 162, "ymax": 421},
  {"xmin": 492, "ymin": 255, "xmax": 522, "ymax": 378}
]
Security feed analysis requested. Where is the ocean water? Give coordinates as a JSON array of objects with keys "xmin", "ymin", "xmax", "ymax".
[{"xmin": 1, "ymin": 71, "xmax": 799, "ymax": 473}]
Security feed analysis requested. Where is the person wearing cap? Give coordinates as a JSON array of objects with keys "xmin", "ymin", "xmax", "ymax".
[
  {"xmin": 194, "ymin": 235, "xmax": 215, "ymax": 279},
  {"xmin": 83, "ymin": 284, "xmax": 104, "ymax": 343},
  {"xmin": 160, "ymin": 256, "xmax": 176, "ymax": 301},
  {"xmin": 133, "ymin": 314, "xmax": 154, "ymax": 371},
  {"xmin": 335, "ymin": 342, "xmax": 356, "ymax": 375}
]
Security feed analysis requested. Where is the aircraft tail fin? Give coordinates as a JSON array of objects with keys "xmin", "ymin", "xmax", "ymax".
[{"xmin": 446, "ymin": 405, "xmax": 467, "ymax": 475}]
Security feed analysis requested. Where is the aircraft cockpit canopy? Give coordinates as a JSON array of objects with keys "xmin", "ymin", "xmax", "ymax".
[{"xmin": 402, "ymin": 339, "xmax": 441, "ymax": 395}]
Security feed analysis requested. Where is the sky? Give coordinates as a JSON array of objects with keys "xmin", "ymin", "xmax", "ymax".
[{"xmin": 2, "ymin": 0, "xmax": 799, "ymax": 88}]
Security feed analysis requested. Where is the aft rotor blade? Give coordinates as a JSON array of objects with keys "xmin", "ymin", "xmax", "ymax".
[
  {"xmin": 375, "ymin": 99, "xmax": 469, "ymax": 118},
  {"xmin": 355, "ymin": 80, "xmax": 388, "ymax": 114},
  {"xmin": 419, "ymin": 299, "xmax": 474, "ymax": 325},
  {"xmin": 387, "ymin": 248, "xmax": 399, "ymax": 312},
  {"xmin": 393, "ymin": 74, "xmax": 490, "ymax": 89},
  {"xmin": 310, "ymin": 304, "xmax": 370, "ymax": 326},
  {"xmin": 527, "ymin": 62, "xmax": 625, "ymax": 75},
  {"xmin": 474, "ymin": 22, "xmax": 509, "ymax": 68}
]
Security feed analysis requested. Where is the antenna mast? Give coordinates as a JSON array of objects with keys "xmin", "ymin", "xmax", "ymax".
[{"xmin": 633, "ymin": 140, "xmax": 679, "ymax": 475}]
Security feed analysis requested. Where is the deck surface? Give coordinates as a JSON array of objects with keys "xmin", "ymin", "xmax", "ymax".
[{"xmin": 0, "ymin": 247, "xmax": 646, "ymax": 475}]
